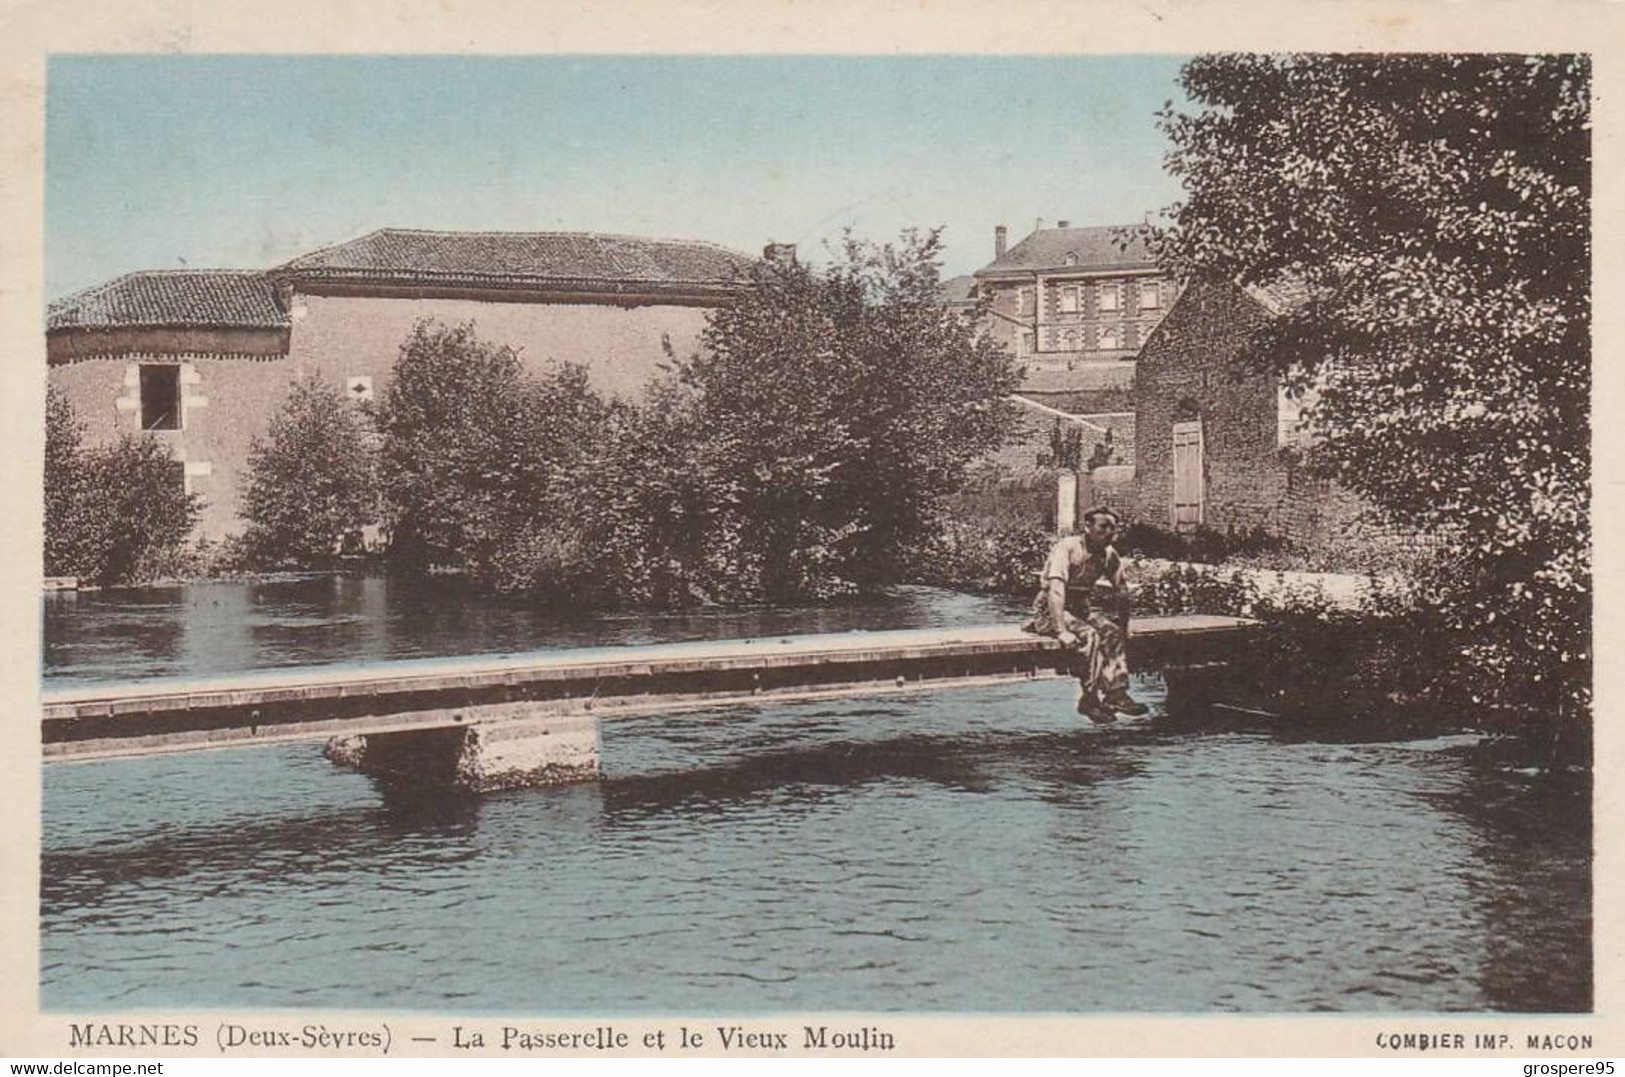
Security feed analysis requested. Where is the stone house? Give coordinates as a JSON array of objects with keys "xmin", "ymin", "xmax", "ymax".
[
  {"xmin": 1131, "ymin": 274, "xmax": 1384, "ymax": 549},
  {"xmin": 971, "ymin": 221, "xmax": 1178, "ymax": 416},
  {"xmin": 47, "ymin": 229, "xmax": 755, "ymax": 541}
]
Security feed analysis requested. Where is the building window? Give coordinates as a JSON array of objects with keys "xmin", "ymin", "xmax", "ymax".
[
  {"xmin": 1063, "ymin": 329, "xmax": 1080, "ymax": 351},
  {"xmin": 1018, "ymin": 329, "xmax": 1035, "ymax": 357},
  {"xmin": 1098, "ymin": 325, "xmax": 1121, "ymax": 351},
  {"xmin": 1140, "ymin": 282, "xmax": 1161, "ymax": 311},
  {"xmin": 1018, "ymin": 288, "xmax": 1035, "ymax": 316},
  {"xmin": 140, "ymin": 365, "xmax": 181, "ymax": 431},
  {"xmin": 1098, "ymin": 283, "xmax": 1120, "ymax": 313},
  {"xmin": 1059, "ymin": 286, "xmax": 1080, "ymax": 314}
]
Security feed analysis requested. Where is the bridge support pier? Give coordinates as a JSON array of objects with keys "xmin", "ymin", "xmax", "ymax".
[{"xmin": 325, "ymin": 709, "xmax": 600, "ymax": 791}]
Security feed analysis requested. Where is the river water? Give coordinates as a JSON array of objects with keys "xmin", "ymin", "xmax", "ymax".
[{"xmin": 41, "ymin": 576, "xmax": 1590, "ymax": 1013}]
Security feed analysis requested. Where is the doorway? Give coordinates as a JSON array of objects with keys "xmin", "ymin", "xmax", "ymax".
[{"xmin": 1172, "ymin": 419, "xmax": 1204, "ymax": 532}]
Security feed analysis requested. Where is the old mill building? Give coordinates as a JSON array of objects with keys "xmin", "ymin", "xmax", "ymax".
[{"xmin": 47, "ymin": 229, "xmax": 756, "ymax": 540}]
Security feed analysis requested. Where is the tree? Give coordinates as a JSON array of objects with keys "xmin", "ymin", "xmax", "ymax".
[
  {"xmin": 44, "ymin": 387, "xmax": 202, "ymax": 584},
  {"xmin": 238, "ymin": 372, "xmax": 381, "ymax": 567},
  {"xmin": 376, "ymin": 320, "xmax": 615, "ymax": 594},
  {"xmin": 87, "ymin": 436, "xmax": 204, "ymax": 584},
  {"xmin": 666, "ymin": 230, "xmax": 1022, "ymax": 601},
  {"xmin": 1157, "ymin": 54, "xmax": 1590, "ymax": 719},
  {"xmin": 45, "ymin": 387, "xmax": 97, "ymax": 578}
]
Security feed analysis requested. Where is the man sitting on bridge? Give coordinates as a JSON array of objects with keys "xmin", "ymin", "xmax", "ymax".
[{"xmin": 1024, "ymin": 506, "xmax": 1150, "ymax": 723}]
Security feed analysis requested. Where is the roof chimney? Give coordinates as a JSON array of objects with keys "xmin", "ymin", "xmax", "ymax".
[
  {"xmin": 1035, "ymin": 218, "xmax": 1046, "ymax": 232},
  {"xmin": 1057, "ymin": 220, "xmax": 1072, "ymax": 229},
  {"xmin": 994, "ymin": 225, "xmax": 1007, "ymax": 259},
  {"xmin": 762, "ymin": 242, "xmax": 797, "ymax": 267}
]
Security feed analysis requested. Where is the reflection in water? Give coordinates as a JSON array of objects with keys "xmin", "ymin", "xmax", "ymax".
[
  {"xmin": 1432, "ymin": 759, "xmax": 1592, "ymax": 1012},
  {"xmin": 45, "ymin": 575, "xmax": 1024, "ymax": 685},
  {"xmin": 40, "ymin": 579, "xmax": 1590, "ymax": 1013}
]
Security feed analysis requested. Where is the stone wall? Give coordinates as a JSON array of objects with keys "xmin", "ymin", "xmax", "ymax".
[
  {"xmin": 287, "ymin": 292, "xmax": 713, "ymax": 402},
  {"xmin": 49, "ymin": 349, "xmax": 297, "ymax": 542},
  {"xmin": 1134, "ymin": 277, "xmax": 1284, "ymax": 534},
  {"xmin": 1133, "ymin": 277, "xmax": 1440, "ymax": 563},
  {"xmin": 1078, "ymin": 465, "xmax": 1138, "ymax": 522},
  {"xmin": 48, "ymin": 291, "xmax": 724, "ymax": 541},
  {"xmin": 985, "ymin": 398, "xmax": 1132, "ymax": 478}
]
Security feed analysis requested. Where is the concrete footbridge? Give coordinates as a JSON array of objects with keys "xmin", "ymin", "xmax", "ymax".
[{"xmin": 42, "ymin": 615, "xmax": 1257, "ymax": 790}]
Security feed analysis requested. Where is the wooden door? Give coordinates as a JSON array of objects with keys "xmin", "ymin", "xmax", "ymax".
[{"xmin": 1172, "ymin": 420, "xmax": 1204, "ymax": 532}]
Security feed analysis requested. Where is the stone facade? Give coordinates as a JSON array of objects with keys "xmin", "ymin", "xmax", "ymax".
[
  {"xmin": 1133, "ymin": 276, "xmax": 1285, "ymax": 535},
  {"xmin": 284, "ymin": 294, "xmax": 714, "ymax": 405},
  {"xmin": 50, "ymin": 348, "xmax": 302, "ymax": 541},
  {"xmin": 1132, "ymin": 275, "xmax": 1419, "ymax": 558},
  {"xmin": 47, "ymin": 230, "xmax": 755, "ymax": 542},
  {"xmin": 972, "ymin": 222, "xmax": 1177, "ymax": 414}
]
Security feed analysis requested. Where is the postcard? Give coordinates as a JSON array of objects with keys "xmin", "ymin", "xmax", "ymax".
[{"xmin": 1, "ymin": 0, "xmax": 1618, "ymax": 1060}]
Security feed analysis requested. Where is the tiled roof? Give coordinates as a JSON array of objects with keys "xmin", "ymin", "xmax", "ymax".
[
  {"xmin": 976, "ymin": 224, "xmax": 1157, "ymax": 277},
  {"xmin": 275, "ymin": 228, "xmax": 755, "ymax": 290},
  {"xmin": 48, "ymin": 271, "xmax": 288, "ymax": 331}
]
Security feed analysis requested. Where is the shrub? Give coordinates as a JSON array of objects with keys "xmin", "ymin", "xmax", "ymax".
[
  {"xmin": 238, "ymin": 373, "xmax": 381, "ymax": 568},
  {"xmin": 377, "ymin": 320, "xmax": 618, "ymax": 597},
  {"xmin": 908, "ymin": 518, "xmax": 1053, "ymax": 598},
  {"xmin": 664, "ymin": 229, "xmax": 1023, "ymax": 602},
  {"xmin": 44, "ymin": 389, "xmax": 202, "ymax": 585},
  {"xmin": 1130, "ymin": 559, "xmax": 1455, "ymax": 728},
  {"xmin": 1114, "ymin": 522, "xmax": 1288, "ymax": 565},
  {"xmin": 45, "ymin": 387, "xmax": 98, "ymax": 579}
]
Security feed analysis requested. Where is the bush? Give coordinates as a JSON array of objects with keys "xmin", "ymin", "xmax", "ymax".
[
  {"xmin": 45, "ymin": 387, "xmax": 98, "ymax": 578},
  {"xmin": 1117, "ymin": 522, "xmax": 1288, "ymax": 564},
  {"xmin": 1130, "ymin": 559, "xmax": 1454, "ymax": 728},
  {"xmin": 44, "ymin": 388, "xmax": 202, "ymax": 585},
  {"xmin": 662, "ymin": 229, "xmax": 1023, "ymax": 602},
  {"xmin": 372, "ymin": 229, "xmax": 1023, "ymax": 608},
  {"xmin": 238, "ymin": 373, "xmax": 381, "ymax": 568},
  {"xmin": 909, "ymin": 518, "xmax": 1053, "ymax": 597},
  {"xmin": 377, "ymin": 320, "xmax": 618, "ymax": 598}
]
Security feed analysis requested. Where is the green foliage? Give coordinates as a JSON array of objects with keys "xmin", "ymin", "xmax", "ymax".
[
  {"xmin": 1158, "ymin": 54, "xmax": 1591, "ymax": 720},
  {"xmin": 45, "ymin": 387, "xmax": 98, "ymax": 579},
  {"xmin": 910, "ymin": 518, "xmax": 1055, "ymax": 597},
  {"xmin": 238, "ymin": 373, "xmax": 381, "ymax": 568},
  {"xmin": 372, "ymin": 231, "xmax": 1021, "ymax": 607},
  {"xmin": 377, "ymin": 320, "xmax": 617, "ymax": 598},
  {"xmin": 1117, "ymin": 521, "xmax": 1287, "ymax": 564},
  {"xmin": 44, "ymin": 388, "xmax": 202, "ymax": 585},
  {"xmin": 1132, "ymin": 560, "xmax": 1454, "ymax": 727},
  {"xmin": 664, "ymin": 229, "xmax": 1023, "ymax": 602}
]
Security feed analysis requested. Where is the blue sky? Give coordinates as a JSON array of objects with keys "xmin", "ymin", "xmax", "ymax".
[{"xmin": 46, "ymin": 55, "xmax": 1191, "ymax": 300}]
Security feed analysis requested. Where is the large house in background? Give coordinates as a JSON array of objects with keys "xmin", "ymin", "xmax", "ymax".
[
  {"xmin": 972, "ymin": 221, "xmax": 1177, "ymax": 416},
  {"xmin": 948, "ymin": 220, "xmax": 1177, "ymax": 488},
  {"xmin": 959, "ymin": 224, "xmax": 1380, "ymax": 556},
  {"xmin": 47, "ymin": 229, "xmax": 756, "ymax": 540}
]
